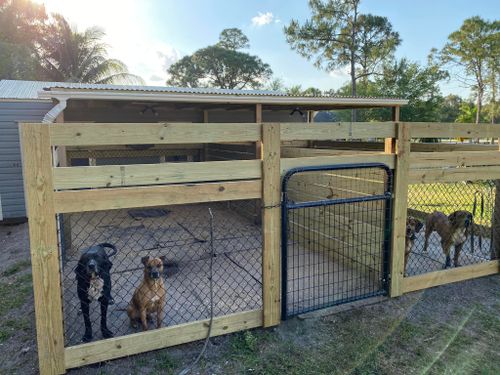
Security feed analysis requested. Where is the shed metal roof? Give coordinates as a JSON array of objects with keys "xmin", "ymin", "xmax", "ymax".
[{"xmin": 0, "ymin": 79, "xmax": 408, "ymax": 107}]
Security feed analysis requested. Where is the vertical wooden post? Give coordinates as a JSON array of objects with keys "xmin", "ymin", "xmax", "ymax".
[
  {"xmin": 389, "ymin": 122, "xmax": 411, "ymax": 297},
  {"xmin": 255, "ymin": 104, "xmax": 263, "ymax": 223},
  {"xmin": 385, "ymin": 106, "xmax": 400, "ymax": 153},
  {"xmin": 262, "ymin": 123, "xmax": 281, "ymax": 326},
  {"xmin": 203, "ymin": 109, "xmax": 209, "ymax": 161},
  {"xmin": 20, "ymin": 123, "xmax": 65, "ymax": 374}
]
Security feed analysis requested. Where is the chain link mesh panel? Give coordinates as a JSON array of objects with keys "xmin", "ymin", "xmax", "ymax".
[
  {"xmin": 406, "ymin": 181, "xmax": 497, "ymax": 276},
  {"xmin": 58, "ymin": 201, "xmax": 262, "ymax": 346}
]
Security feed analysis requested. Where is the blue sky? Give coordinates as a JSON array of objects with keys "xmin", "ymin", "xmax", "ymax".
[{"xmin": 39, "ymin": 0, "xmax": 499, "ymax": 97}]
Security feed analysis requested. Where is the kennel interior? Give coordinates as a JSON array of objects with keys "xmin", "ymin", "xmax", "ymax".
[
  {"xmin": 406, "ymin": 181, "xmax": 497, "ymax": 276},
  {"xmin": 59, "ymin": 200, "xmax": 262, "ymax": 346}
]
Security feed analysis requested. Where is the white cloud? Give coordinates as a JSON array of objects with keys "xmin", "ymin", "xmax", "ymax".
[
  {"xmin": 251, "ymin": 12, "xmax": 274, "ymax": 26},
  {"xmin": 328, "ymin": 67, "xmax": 350, "ymax": 79}
]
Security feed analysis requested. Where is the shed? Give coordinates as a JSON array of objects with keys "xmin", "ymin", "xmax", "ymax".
[{"xmin": 0, "ymin": 79, "xmax": 406, "ymax": 221}]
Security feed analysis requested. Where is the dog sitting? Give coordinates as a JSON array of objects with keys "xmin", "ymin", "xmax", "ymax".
[
  {"xmin": 127, "ymin": 256, "xmax": 166, "ymax": 331},
  {"xmin": 423, "ymin": 210, "xmax": 473, "ymax": 268},
  {"xmin": 404, "ymin": 217, "xmax": 423, "ymax": 272},
  {"xmin": 75, "ymin": 243, "xmax": 117, "ymax": 342}
]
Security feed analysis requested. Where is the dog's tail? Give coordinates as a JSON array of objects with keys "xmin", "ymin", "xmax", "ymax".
[{"xmin": 98, "ymin": 243, "xmax": 117, "ymax": 257}]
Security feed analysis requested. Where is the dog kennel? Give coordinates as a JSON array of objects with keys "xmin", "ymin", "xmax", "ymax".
[{"xmin": 17, "ymin": 81, "xmax": 500, "ymax": 374}]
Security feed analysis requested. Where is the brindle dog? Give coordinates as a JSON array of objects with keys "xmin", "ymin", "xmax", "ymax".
[
  {"xmin": 404, "ymin": 217, "xmax": 423, "ymax": 273},
  {"xmin": 127, "ymin": 256, "xmax": 166, "ymax": 330},
  {"xmin": 423, "ymin": 210, "xmax": 473, "ymax": 268}
]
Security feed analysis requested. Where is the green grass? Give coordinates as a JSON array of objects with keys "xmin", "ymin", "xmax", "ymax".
[
  {"xmin": 216, "ymin": 298, "xmax": 500, "ymax": 375},
  {"xmin": 0, "ymin": 273, "xmax": 33, "ymax": 317},
  {"xmin": 0, "ymin": 318, "xmax": 32, "ymax": 343},
  {"xmin": 1, "ymin": 260, "xmax": 31, "ymax": 277},
  {"xmin": 408, "ymin": 182, "xmax": 496, "ymax": 227}
]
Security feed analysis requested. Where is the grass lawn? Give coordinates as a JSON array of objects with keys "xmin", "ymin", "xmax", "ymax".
[{"xmin": 408, "ymin": 182, "xmax": 496, "ymax": 227}]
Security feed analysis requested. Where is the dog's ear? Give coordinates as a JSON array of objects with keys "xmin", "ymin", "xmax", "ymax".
[
  {"xmin": 415, "ymin": 220, "xmax": 423, "ymax": 233},
  {"xmin": 104, "ymin": 259, "xmax": 113, "ymax": 271},
  {"xmin": 159, "ymin": 255, "xmax": 166, "ymax": 264},
  {"xmin": 141, "ymin": 256, "xmax": 150, "ymax": 266},
  {"xmin": 448, "ymin": 211, "xmax": 456, "ymax": 224},
  {"xmin": 75, "ymin": 261, "xmax": 84, "ymax": 275}
]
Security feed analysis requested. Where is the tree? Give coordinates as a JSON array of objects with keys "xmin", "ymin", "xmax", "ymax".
[
  {"xmin": 38, "ymin": 14, "xmax": 143, "ymax": 84},
  {"xmin": 334, "ymin": 58, "xmax": 448, "ymax": 122},
  {"xmin": 439, "ymin": 94, "xmax": 463, "ymax": 122},
  {"xmin": 0, "ymin": 0, "xmax": 48, "ymax": 79},
  {"xmin": 167, "ymin": 28, "xmax": 272, "ymax": 89},
  {"xmin": 441, "ymin": 17, "xmax": 500, "ymax": 123},
  {"xmin": 284, "ymin": 0, "xmax": 400, "ymax": 120}
]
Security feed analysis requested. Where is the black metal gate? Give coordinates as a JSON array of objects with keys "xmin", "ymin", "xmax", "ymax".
[{"xmin": 281, "ymin": 163, "xmax": 393, "ymax": 319}]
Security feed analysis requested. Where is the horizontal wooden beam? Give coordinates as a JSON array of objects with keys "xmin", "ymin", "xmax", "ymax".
[
  {"xmin": 409, "ymin": 151, "xmax": 500, "ymax": 169},
  {"xmin": 402, "ymin": 261, "xmax": 499, "ymax": 293},
  {"xmin": 45, "ymin": 123, "xmax": 262, "ymax": 146},
  {"xmin": 409, "ymin": 122, "xmax": 500, "ymax": 138},
  {"xmin": 280, "ymin": 122, "xmax": 396, "ymax": 141},
  {"xmin": 281, "ymin": 153, "xmax": 395, "ymax": 174},
  {"xmin": 53, "ymin": 180, "xmax": 262, "ymax": 213},
  {"xmin": 53, "ymin": 160, "xmax": 261, "ymax": 189},
  {"xmin": 65, "ymin": 309, "xmax": 262, "ymax": 370},
  {"xmin": 408, "ymin": 165, "xmax": 500, "ymax": 184}
]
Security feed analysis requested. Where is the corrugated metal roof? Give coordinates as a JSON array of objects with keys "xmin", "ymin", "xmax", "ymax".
[
  {"xmin": 0, "ymin": 80, "xmax": 287, "ymax": 100},
  {"xmin": 0, "ymin": 80, "xmax": 407, "ymax": 104}
]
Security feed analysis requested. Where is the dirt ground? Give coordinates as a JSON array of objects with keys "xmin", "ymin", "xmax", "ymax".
[{"xmin": 0, "ymin": 222, "xmax": 499, "ymax": 375}]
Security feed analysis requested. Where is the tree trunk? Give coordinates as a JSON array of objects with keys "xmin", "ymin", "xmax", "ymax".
[
  {"xmin": 491, "ymin": 180, "xmax": 500, "ymax": 260},
  {"xmin": 476, "ymin": 87, "xmax": 482, "ymax": 124},
  {"xmin": 350, "ymin": 3, "xmax": 358, "ymax": 123}
]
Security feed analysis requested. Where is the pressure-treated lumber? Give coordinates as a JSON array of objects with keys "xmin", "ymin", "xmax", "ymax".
[
  {"xmin": 261, "ymin": 123, "xmax": 281, "ymax": 327},
  {"xmin": 53, "ymin": 180, "xmax": 262, "ymax": 213},
  {"xmin": 53, "ymin": 159, "xmax": 261, "ymax": 189},
  {"xmin": 409, "ymin": 122, "xmax": 500, "ymax": 138},
  {"xmin": 65, "ymin": 309, "xmax": 262, "ymax": 369},
  {"xmin": 280, "ymin": 122, "xmax": 396, "ymax": 141},
  {"xmin": 390, "ymin": 123, "xmax": 411, "ymax": 297},
  {"xmin": 47, "ymin": 122, "xmax": 262, "ymax": 146},
  {"xmin": 408, "ymin": 165, "xmax": 500, "ymax": 184},
  {"xmin": 402, "ymin": 261, "xmax": 499, "ymax": 293},
  {"xmin": 20, "ymin": 124, "xmax": 65, "ymax": 375},
  {"xmin": 385, "ymin": 106, "xmax": 399, "ymax": 153},
  {"xmin": 409, "ymin": 150, "xmax": 500, "ymax": 169},
  {"xmin": 281, "ymin": 154, "xmax": 395, "ymax": 173}
]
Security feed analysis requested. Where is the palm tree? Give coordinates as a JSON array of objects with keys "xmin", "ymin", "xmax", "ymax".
[{"xmin": 38, "ymin": 14, "xmax": 143, "ymax": 84}]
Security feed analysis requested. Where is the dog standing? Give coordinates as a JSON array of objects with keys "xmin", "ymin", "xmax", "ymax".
[
  {"xmin": 423, "ymin": 210, "xmax": 473, "ymax": 268},
  {"xmin": 404, "ymin": 217, "xmax": 423, "ymax": 272},
  {"xmin": 127, "ymin": 256, "xmax": 166, "ymax": 331},
  {"xmin": 75, "ymin": 243, "xmax": 116, "ymax": 342}
]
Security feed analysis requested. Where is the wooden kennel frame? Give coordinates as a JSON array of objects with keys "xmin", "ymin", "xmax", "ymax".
[{"xmin": 20, "ymin": 121, "xmax": 500, "ymax": 374}]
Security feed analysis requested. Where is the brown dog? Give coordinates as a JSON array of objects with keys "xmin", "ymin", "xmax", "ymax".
[
  {"xmin": 404, "ymin": 217, "xmax": 423, "ymax": 272},
  {"xmin": 423, "ymin": 210, "xmax": 473, "ymax": 268},
  {"xmin": 127, "ymin": 256, "xmax": 166, "ymax": 330}
]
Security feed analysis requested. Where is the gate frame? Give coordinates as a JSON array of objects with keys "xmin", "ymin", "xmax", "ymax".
[{"xmin": 280, "ymin": 163, "xmax": 393, "ymax": 319}]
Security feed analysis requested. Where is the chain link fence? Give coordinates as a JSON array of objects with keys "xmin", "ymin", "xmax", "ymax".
[
  {"xmin": 406, "ymin": 181, "xmax": 497, "ymax": 276},
  {"xmin": 58, "ymin": 201, "xmax": 262, "ymax": 346}
]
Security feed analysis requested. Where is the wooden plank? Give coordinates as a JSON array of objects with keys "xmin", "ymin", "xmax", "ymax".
[
  {"xmin": 53, "ymin": 159, "xmax": 261, "ymax": 190},
  {"xmin": 65, "ymin": 310, "xmax": 262, "ymax": 370},
  {"xmin": 261, "ymin": 123, "xmax": 281, "ymax": 327},
  {"xmin": 411, "ymin": 143, "xmax": 498, "ymax": 152},
  {"xmin": 408, "ymin": 165, "xmax": 500, "ymax": 184},
  {"xmin": 409, "ymin": 122, "xmax": 500, "ymax": 138},
  {"xmin": 281, "ymin": 154, "xmax": 395, "ymax": 174},
  {"xmin": 46, "ymin": 122, "xmax": 262, "ymax": 146},
  {"xmin": 409, "ymin": 150, "xmax": 500, "ymax": 169},
  {"xmin": 402, "ymin": 261, "xmax": 499, "ymax": 293},
  {"xmin": 281, "ymin": 122, "xmax": 396, "ymax": 141},
  {"xmin": 19, "ymin": 124, "xmax": 65, "ymax": 375},
  {"xmin": 281, "ymin": 147, "xmax": 370, "ymax": 157},
  {"xmin": 385, "ymin": 106, "xmax": 399, "ymax": 153},
  {"xmin": 53, "ymin": 180, "xmax": 262, "ymax": 213},
  {"xmin": 390, "ymin": 123, "xmax": 411, "ymax": 297}
]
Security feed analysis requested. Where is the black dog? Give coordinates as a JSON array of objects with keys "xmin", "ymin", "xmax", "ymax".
[{"xmin": 75, "ymin": 243, "xmax": 117, "ymax": 343}]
